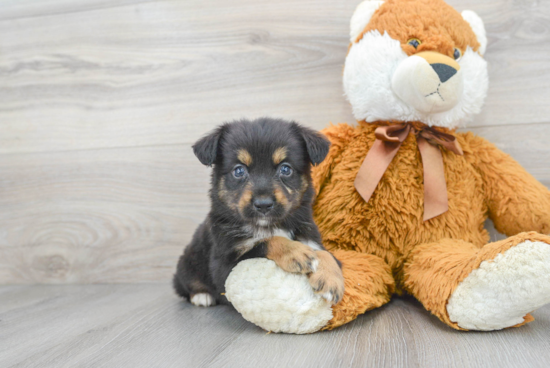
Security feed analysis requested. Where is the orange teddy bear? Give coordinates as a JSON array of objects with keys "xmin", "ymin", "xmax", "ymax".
[{"xmin": 312, "ymin": 0, "xmax": 550, "ymax": 331}]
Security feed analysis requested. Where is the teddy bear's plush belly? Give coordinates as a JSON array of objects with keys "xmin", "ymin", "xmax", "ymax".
[{"xmin": 313, "ymin": 128, "xmax": 489, "ymax": 277}]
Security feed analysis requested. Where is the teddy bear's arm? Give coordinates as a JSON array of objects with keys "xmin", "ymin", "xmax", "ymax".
[
  {"xmin": 312, "ymin": 123, "xmax": 356, "ymax": 195},
  {"xmin": 466, "ymin": 133, "xmax": 550, "ymax": 236}
]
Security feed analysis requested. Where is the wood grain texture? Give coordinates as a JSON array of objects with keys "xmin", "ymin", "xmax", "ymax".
[
  {"xmin": 0, "ymin": 0, "xmax": 549, "ymax": 283},
  {"xmin": 0, "ymin": 144, "xmax": 210, "ymax": 283},
  {"xmin": 1, "ymin": 284, "xmax": 550, "ymax": 368},
  {"xmin": 1, "ymin": 0, "xmax": 549, "ymax": 154}
]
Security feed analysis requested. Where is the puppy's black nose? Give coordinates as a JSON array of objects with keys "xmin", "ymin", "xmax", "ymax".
[{"xmin": 253, "ymin": 197, "xmax": 274, "ymax": 214}]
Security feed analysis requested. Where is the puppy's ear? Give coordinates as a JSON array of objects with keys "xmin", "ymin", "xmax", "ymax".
[
  {"xmin": 292, "ymin": 123, "xmax": 331, "ymax": 166},
  {"xmin": 193, "ymin": 125, "xmax": 226, "ymax": 166}
]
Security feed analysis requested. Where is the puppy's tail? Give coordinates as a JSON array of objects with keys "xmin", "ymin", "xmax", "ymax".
[{"xmin": 172, "ymin": 274, "xmax": 190, "ymax": 301}]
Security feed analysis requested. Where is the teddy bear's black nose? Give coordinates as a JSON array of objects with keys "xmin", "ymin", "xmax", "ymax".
[
  {"xmin": 253, "ymin": 197, "xmax": 274, "ymax": 214},
  {"xmin": 431, "ymin": 63, "xmax": 457, "ymax": 83}
]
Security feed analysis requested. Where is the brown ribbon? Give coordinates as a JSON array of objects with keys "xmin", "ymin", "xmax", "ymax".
[{"xmin": 354, "ymin": 123, "xmax": 463, "ymax": 221}]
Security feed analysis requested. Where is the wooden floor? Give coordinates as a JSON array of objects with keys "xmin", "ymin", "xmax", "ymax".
[
  {"xmin": 1, "ymin": 0, "xmax": 550, "ymax": 366},
  {"xmin": 0, "ymin": 284, "xmax": 549, "ymax": 368}
]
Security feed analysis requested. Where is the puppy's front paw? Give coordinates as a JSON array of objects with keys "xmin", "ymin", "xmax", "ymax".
[
  {"xmin": 308, "ymin": 251, "xmax": 345, "ymax": 305},
  {"xmin": 191, "ymin": 293, "xmax": 216, "ymax": 307},
  {"xmin": 267, "ymin": 236, "xmax": 318, "ymax": 274}
]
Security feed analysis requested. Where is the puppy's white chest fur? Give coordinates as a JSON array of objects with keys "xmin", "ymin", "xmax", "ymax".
[
  {"xmin": 238, "ymin": 227, "xmax": 292, "ymax": 255},
  {"xmin": 237, "ymin": 227, "xmax": 321, "ymax": 256},
  {"xmin": 295, "ymin": 237, "xmax": 323, "ymax": 251}
]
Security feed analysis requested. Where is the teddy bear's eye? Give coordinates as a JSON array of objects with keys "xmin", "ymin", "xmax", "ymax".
[
  {"xmin": 453, "ymin": 48, "xmax": 462, "ymax": 60},
  {"xmin": 407, "ymin": 38, "xmax": 421, "ymax": 49}
]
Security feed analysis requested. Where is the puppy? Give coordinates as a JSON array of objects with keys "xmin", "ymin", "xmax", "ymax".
[{"xmin": 173, "ymin": 117, "xmax": 345, "ymax": 307}]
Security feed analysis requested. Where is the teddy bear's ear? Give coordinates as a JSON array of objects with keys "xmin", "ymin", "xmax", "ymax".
[
  {"xmin": 349, "ymin": 1, "xmax": 385, "ymax": 43},
  {"xmin": 461, "ymin": 10, "xmax": 487, "ymax": 55}
]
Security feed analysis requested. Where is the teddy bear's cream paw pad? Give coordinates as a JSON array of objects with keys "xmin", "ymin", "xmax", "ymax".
[
  {"xmin": 447, "ymin": 240, "xmax": 550, "ymax": 331},
  {"xmin": 225, "ymin": 258, "xmax": 333, "ymax": 334}
]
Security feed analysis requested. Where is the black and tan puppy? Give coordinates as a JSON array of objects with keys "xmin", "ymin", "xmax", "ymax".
[{"xmin": 173, "ymin": 117, "xmax": 345, "ymax": 307}]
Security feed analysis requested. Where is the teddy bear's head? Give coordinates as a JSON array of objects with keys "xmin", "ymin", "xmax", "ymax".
[{"xmin": 344, "ymin": 0, "xmax": 488, "ymax": 129}]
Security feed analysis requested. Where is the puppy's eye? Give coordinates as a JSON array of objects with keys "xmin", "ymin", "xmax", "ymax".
[
  {"xmin": 279, "ymin": 164, "xmax": 293, "ymax": 177},
  {"xmin": 233, "ymin": 165, "xmax": 247, "ymax": 178},
  {"xmin": 453, "ymin": 48, "xmax": 462, "ymax": 60},
  {"xmin": 407, "ymin": 38, "xmax": 421, "ymax": 49}
]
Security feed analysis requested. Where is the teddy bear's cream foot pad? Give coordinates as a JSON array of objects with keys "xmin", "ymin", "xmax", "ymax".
[
  {"xmin": 447, "ymin": 241, "xmax": 550, "ymax": 331},
  {"xmin": 225, "ymin": 258, "xmax": 333, "ymax": 334}
]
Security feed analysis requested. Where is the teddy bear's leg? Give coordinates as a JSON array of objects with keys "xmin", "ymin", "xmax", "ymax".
[
  {"xmin": 403, "ymin": 232, "xmax": 550, "ymax": 331},
  {"xmin": 322, "ymin": 249, "xmax": 395, "ymax": 330}
]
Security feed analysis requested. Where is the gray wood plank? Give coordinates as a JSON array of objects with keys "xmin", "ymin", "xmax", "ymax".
[
  {"xmin": 1, "ymin": 284, "xmax": 549, "ymax": 368},
  {"xmin": 0, "ymin": 0, "xmax": 358, "ymax": 154},
  {"xmin": 0, "ymin": 0, "xmax": 549, "ymax": 154},
  {"xmin": 0, "ymin": 144, "xmax": 209, "ymax": 283},
  {"xmin": 0, "ymin": 0, "xmax": 152, "ymax": 21}
]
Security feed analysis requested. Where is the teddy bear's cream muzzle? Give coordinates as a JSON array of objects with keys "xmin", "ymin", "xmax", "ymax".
[{"xmin": 392, "ymin": 51, "xmax": 463, "ymax": 114}]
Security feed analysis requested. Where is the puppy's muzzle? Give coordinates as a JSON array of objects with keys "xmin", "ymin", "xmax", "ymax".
[{"xmin": 253, "ymin": 196, "xmax": 274, "ymax": 214}]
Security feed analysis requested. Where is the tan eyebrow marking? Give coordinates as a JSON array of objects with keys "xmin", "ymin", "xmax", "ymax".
[
  {"xmin": 237, "ymin": 149, "xmax": 252, "ymax": 166},
  {"xmin": 272, "ymin": 147, "xmax": 287, "ymax": 165}
]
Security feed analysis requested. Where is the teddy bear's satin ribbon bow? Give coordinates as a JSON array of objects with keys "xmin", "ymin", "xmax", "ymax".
[{"xmin": 354, "ymin": 123, "xmax": 464, "ymax": 221}]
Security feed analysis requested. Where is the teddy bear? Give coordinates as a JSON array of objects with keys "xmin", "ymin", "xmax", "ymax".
[{"xmin": 224, "ymin": 0, "xmax": 550, "ymax": 333}]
